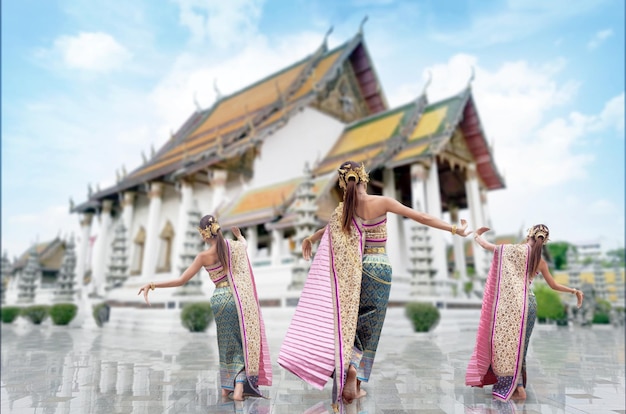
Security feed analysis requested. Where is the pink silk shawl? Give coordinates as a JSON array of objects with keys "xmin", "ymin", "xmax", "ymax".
[
  {"xmin": 466, "ymin": 244, "xmax": 530, "ymax": 402},
  {"xmin": 278, "ymin": 206, "xmax": 363, "ymax": 406},
  {"xmin": 227, "ymin": 240, "xmax": 272, "ymax": 391}
]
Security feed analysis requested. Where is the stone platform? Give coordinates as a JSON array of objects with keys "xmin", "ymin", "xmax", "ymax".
[{"xmin": 1, "ymin": 307, "xmax": 624, "ymax": 413}]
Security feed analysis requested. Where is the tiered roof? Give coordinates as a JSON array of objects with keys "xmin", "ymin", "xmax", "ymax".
[
  {"xmin": 14, "ymin": 238, "xmax": 66, "ymax": 271},
  {"xmin": 314, "ymin": 88, "xmax": 505, "ymax": 190},
  {"xmin": 73, "ymin": 31, "xmax": 386, "ymax": 213},
  {"xmin": 218, "ymin": 174, "xmax": 336, "ymax": 228}
]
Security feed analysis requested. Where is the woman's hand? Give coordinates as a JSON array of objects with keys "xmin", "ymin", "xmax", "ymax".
[
  {"xmin": 455, "ymin": 219, "xmax": 471, "ymax": 237},
  {"xmin": 302, "ymin": 238, "xmax": 313, "ymax": 261},
  {"xmin": 474, "ymin": 226, "xmax": 490, "ymax": 237},
  {"xmin": 575, "ymin": 289, "xmax": 584, "ymax": 308},
  {"xmin": 232, "ymin": 227, "xmax": 242, "ymax": 239},
  {"xmin": 137, "ymin": 284, "xmax": 152, "ymax": 306}
]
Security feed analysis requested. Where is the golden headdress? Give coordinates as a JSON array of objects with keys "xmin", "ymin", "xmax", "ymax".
[
  {"xmin": 527, "ymin": 224, "xmax": 549, "ymax": 242},
  {"xmin": 198, "ymin": 217, "xmax": 221, "ymax": 239},
  {"xmin": 337, "ymin": 162, "xmax": 369, "ymax": 190}
]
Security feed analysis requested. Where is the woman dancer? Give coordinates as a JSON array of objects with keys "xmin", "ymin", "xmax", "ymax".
[
  {"xmin": 466, "ymin": 224, "xmax": 583, "ymax": 401},
  {"xmin": 138, "ymin": 215, "xmax": 272, "ymax": 401},
  {"xmin": 279, "ymin": 161, "xmax": 470, "ymax": 410}
]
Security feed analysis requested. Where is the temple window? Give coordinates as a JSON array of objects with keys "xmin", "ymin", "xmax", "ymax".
[
  {"xmin": 156, "ymin": 221, "xmax": 174, "ymax": 273},
  {"xmin": 130, "ymin": 227, "xmax": 145, "ymax": 276}
]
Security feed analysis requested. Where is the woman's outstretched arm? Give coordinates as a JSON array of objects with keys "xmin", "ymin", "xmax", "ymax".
[
  {"xmin": 538, "ymin": 260, "xmax": 584, "ymax": 308},
  {"xmin": 473, "ymin": 227, "xmax": 496, "ymax": 252},
  {"xmin": 137, "ymin": 254, "xmax": 205, "ymax": 305},
  {"xmin": 302, "ymin": 227, "xmax": 326, "ymax": 260},
  {"xmin": 232, "ymin": 226, "xmax": 247, "ymax": 247},
  {"xmin": 383, "ymin": 196, "xmax": 470, "ymax": 236}
]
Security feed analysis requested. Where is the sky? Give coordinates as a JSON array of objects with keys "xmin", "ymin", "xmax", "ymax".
[{"xmin": 2, "ymin": 0, "xmax": 624, "ymax": 260}]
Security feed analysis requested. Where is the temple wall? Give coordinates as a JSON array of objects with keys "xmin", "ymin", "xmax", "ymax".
[{"xmin": 251, "ymin": 107, "xmax": 344, "ymax": 188}]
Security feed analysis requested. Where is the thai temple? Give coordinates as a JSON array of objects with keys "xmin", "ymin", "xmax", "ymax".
[{"xmin": 2, "ymin": 28, "xmax": 624, "ymax": 324}]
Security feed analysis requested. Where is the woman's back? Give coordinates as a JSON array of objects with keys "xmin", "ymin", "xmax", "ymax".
[{"xmin": 355, "ymin": 194, "xmax": 388, "ymax": 220}]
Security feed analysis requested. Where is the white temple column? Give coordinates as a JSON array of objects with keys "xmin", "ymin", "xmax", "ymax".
[
  {"xmin": 141, "ymin": 182, "xmax": 164, "ymax": 281},
  {"xmin": 121, "ymin": 192, "xmax": 136, "ymax": 276},
  {"xmin": 246, "ymin": 225, "xmax": 258, "ymax": 258},
  {"xmin": 480, "ymin": 188, "xmax": 492, "ymax": 228},
  {"xmin": 122, "ymin": 192, "xmax": 136, "ymax": 234},
  {"xmin": 450, "ymin": 207, "xmax": 468, "ymax": 281},
  {"xmin": 93, "ymin": 200, "xmax": 113, "ymax": 297},
  {"xmin": 465, "ymin": 164, "xmax": 488, "ymax": 278},
  {"xmin": 425, "ymin": 159, "xmax": 447, "ymax": 292},
  {"xmin": 271, "ymin": 229, "xmax": 283, "ymax": 266},
  {"xmin": 210, "ymin": 170, "xmax": 228, "ymax": 212},
  {"xmin": 75, "ymin": 213, "xmax": 93, "ymax": 298},
  {"xmin": 382, "ymin": 168, "xmax": 406, "ymax": 276},
  {"xmin": 410, "ymin": 164, "xmax": 427, "ymax": 211},
  {"xmin": 173, "ymin": 180, "xmax": 194, "ymax": 275}
]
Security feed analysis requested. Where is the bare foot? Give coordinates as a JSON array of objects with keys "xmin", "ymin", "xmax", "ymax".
[
  {"xmin": 232, "ymin": 382, "xmax": 244, "ymax": 401},
  {"xmin": 356, "ymin": 379, "xmax": 367, "ymax": 399},
  {"xmin": 342, "ymin": 365, "xmax": 358, "ymax": 404},
  {"xmin": 511, "ymin": 386, "xmax": 526, "ymax": 400}
]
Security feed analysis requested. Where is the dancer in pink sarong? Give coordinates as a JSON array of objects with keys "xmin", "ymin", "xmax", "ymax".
[
  {"xmin": 278, "ymin": 160, "xmax": 470, "ymax": 410},
  {"xmin": 466, "ymin": 224, "xmax": 584, "ymax": 401},
  {"xmin": 138, "ymin": 215, "xmax": 272, "ymax": 401}
]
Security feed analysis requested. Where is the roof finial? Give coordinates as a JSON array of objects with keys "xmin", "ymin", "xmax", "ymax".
[
  {"xmin": 467, "ymin": 65, "xmax": 475, "ymax": 88},
  {"xmin": 359, "ymin": 15, "xmax": 369, "ymax": 34},
  {"xmin": 213, "ymin": 79, "xmax": 222, "ymax": 101},
  {"xmin": 421, "ymin": 70, "xmax": 432, "ymax": 96},
  {"xmin": 193, "ymin": 91, "xmax": 201, "ymax": 111},
  {"xmin": 324, "ymin": 26, "xmax": 334, "ymax": 48}
]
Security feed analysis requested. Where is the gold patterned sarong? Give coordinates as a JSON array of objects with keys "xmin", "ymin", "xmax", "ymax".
[
  {"xmin": 226, "ymin": 240, "xmax": 272, "ymax": 393},
  {"xmin": 466, "ymin": 243, "xmax": 530, "ymax": 402}
]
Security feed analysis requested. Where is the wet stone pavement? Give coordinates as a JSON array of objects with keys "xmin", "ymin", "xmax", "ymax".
[{"xmin": 1, "ymin": 308, "xmax": 624, "ymax": 414}]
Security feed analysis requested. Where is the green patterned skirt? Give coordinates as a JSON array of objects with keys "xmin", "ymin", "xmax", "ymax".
[
  {"xmin": 210, "ymin": 286, "xmax": 246, "ymax": 389},
  {"xmin": 351, "ymin": 253, "xmax": 392, "ymax": 382}
]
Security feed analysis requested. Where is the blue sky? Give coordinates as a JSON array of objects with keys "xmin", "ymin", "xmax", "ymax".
[{"xmin": 2, "ymin": 0, "xmax": 624, "ymax": 259}]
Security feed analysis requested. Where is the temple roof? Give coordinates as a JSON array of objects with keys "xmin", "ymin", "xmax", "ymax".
[
  {"xmin": 314, "ymin": 87, "xmax": 505, "ymax": 191},
  {"xmin": 73, "ymin": 31, "xmax": 387, "ymax": 213},
  {"xmin": 13, "ymin": 238, "xmax": 66, "ymax": 271},
  {"xmin": 218, "ymin": 174, "xmax": 336, "ymax": 228}
]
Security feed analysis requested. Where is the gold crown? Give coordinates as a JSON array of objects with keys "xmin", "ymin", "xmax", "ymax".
[
  {"xmin": 338, "ymin": 163, "xmax": 369, "ymax": 190},
  {"xmin": 198, "ymin": 219, "xmax": 221, "ymax": 239},
  {"xmin": 527, "ymin": 225, "xmax": 549, "ymax": 242}
]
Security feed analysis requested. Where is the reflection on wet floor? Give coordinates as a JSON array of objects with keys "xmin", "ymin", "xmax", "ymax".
[{"xmin": 1, "ymin": 308, "xmax": 624, "ymax": 413}]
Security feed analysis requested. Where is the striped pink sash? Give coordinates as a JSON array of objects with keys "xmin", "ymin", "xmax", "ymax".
[{"xmin": 278, "ymin": 230, "xmax": 335, "ymax": 389}]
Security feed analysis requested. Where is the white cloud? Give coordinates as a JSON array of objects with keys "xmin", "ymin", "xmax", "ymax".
[
  {"xmin": 149, "ymin": 32, "xmax": 324, "ymax": 133},
  {"xmin": 49, "ymin": 32, "xmax": 132, "ymax": 72},
  {"xmin": 430, "ymin": 0, "xmax": 609, "ymax": 47},
  {"xmin": 2, "ymin": 29, "xmax": 326, "ymax": 259},
  {"xmin": 173, "ymin": 0, "xmax": 265, "ymax": 49},
  {"xmin": 587, "ymin": 28, "xmax": 613, "ymax": 50}
]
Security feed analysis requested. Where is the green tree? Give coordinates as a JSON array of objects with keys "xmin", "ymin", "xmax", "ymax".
[
  {"xmin": 533, "ymin": 283, "xmax": 565, "ymax": 322},
  {"xmin": 546, "ymin": 242, "xmax": 571, "ymax": 270},
  {"xmin": 606, "ymin": 248, "xmax": 625, "ymax": 267}
]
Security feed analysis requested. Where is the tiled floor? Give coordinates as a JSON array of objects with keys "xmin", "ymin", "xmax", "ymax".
[{"xmin": 1, "ymin": 308, "xmax": 624, "ymax": 413}]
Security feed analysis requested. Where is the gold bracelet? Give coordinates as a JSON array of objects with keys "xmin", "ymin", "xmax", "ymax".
[
  {"xmin": 150, "ymin": 282, "xmax": 155, "ymax": 291},
  {"xmin": 571, "ymin": 289, "xmax": 577, "ymax": 295},
  {"xmin": 451, "ymin": 225, "xmax": 457, "ymax": 236}
]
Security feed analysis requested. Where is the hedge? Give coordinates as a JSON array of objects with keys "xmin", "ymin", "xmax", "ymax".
[
  {"xmin": 50, "ymin": 303, "xmax": 78, "ymax": 326},
  {"xmin": 22, "ymin": 305, "xmax": 49, "ymax": 325},
  {"xmin": 405, "ymin": 302, "xmax": 440, "ymax": 333},
  {"xmin": 1, "ymin": 306, "xmax": 21, "ymax": 323},
  {"xmin": 180, "ymin": 302, "xmax": 213, "ymax": 332}
]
